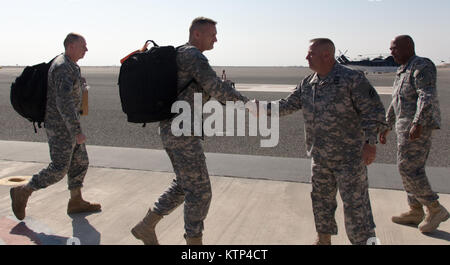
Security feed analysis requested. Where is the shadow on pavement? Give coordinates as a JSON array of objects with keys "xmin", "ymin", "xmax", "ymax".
[
  {"xmin": 422, "ymin": 229, "xmax": 450, "ymax": 242},
  {"xmin": 10, "ymin": 222, "xmax": 69, "ymax": 245},
  {"xmin": 69, "ymin": 212, "xmax": 101, "ymax": 245}
]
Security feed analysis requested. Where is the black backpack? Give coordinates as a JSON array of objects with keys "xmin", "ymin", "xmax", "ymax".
[
  {"xmin": 118, "ymin": 40, "xmax": 193, "ymax": 125},
  {"xmin": 10, "ymin": 57, "xmax": 56, "ymax": 132}
]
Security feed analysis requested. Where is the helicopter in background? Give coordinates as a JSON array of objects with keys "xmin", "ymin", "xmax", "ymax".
[
  {"xmin": 438, "ymin": 59, "xmax": 450, "ymax": 68},
  {"xmin": 336, "ymin": 50, "xmax": 399, "ymax": 73}
]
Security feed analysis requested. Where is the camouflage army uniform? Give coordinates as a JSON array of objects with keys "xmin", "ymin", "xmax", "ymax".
[
  {"xmin": 386, "ymin": 56, "xmax": 441, "ymax": 206},
  {"xmin": 153, "ymin": 44, "xmax": 249, "ymax": 238},
  {"xmin": 28, "ymin": 54, "xmax": 88, "ymax": 191},
  {"xmin": 271, "ymin": 63, "xmax": 386, "ymax": 245}
]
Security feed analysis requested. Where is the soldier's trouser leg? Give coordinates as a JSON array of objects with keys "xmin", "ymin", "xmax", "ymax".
[
  {"xmin": 28, "ymin": 134, "xmax": 87, "ymax": 191},
  {"xmin": 335, "ymin": 161, "xmax": 376, "ymax": 245},
  {"xmin": 67, "ymin": 143, "xmax": 89, "ymax": 190},
  {"xmin": 155, "ymin": 133, "xmax": 212, "ymax": 238},
  {"xmin": 311, "ymin": 159, "xmax": 339, "ymax": 236},
  {"xmin": 397, "ymin": 129, "xmax": 439, "ymax": 206},
  {"xmin": 311, "ymin": 159, "xmax": 376, "ymax": 245}
]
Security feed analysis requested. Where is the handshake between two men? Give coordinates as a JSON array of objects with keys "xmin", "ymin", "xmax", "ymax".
[{"xmin": 245, "ymin": 98, "xmax": 378, "ymax": 167}]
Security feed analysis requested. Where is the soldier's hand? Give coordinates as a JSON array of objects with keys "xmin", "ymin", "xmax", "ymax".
[
  {"xmin": 409, "ymin": 124, "xmax": 422, "ymax": 140},
  {"xmin": 379, "ymin": 129, "xmax": 390, "ymax": 145},
  {"xmin": 362, "ymin": 143, "xmax": 376, "ymax": 166},
  {"xmin": 76, "ymin": 133, "xmax": 86, "ymax": 145}
]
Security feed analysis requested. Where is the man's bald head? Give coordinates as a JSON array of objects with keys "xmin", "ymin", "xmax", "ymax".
[
  {"xmin": 393, "ymin": 35, "xmax": 415, "ymax": 50},
  {"xmin": 306, "ymin": 38, "xmax": 337, "ymax": 76},
  {"xmin": 390, "ymin": 35, "xmax": 416, "ymax": 65},
  {"xmin": 310, "ymin": 38, "xmax": 336, "ymax": 56}
]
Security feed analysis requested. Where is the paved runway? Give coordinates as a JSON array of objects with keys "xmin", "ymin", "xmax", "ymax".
[
  {"xmin": 236, "ymin": 83, "xmax": 393, "ymax": 94},
  {"xmin": 1, "ymin": 66, "xmax": 449, "ymax": 167},
  {"xmin": 0, "ymin": 142, "xmax": 449, "ymax": 245},
  {"xmin": 0, "ymin": 67, "xmax": 449, "ymax": 246},
  {"xmin": 1, "ymin": 140, "xmax": 449, "ymax": 193}
]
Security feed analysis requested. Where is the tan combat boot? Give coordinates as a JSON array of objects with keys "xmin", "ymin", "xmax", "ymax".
[
  {"xmin": 131, "ymin": 209, "xmax": 163, "ymax": 245},
  {"xmin": 392, "ymin": 203, "xmax": 425, "ymax": 226},
  {"xmin": 313, "ymin": 233, "xmax": 331, "ymax": 245},
  {"xmin": 418, "ymin": 201, "xmax": 450, "ymax": 233},
  {"xmin": 185, "ymin": 235, "xmax": 203, "ymax": 245},
  {"xmin": 10, "ymin": 185, "xmax": 33, "ymax": 220},
  {"xmin": 67, "ymin": 188, "xmax": 102, "ymax": 214}
]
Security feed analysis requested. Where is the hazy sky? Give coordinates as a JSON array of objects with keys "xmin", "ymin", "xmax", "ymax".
[{"xmin": 1, "ymin": 0, "xmax": 449, "ymax": 66}]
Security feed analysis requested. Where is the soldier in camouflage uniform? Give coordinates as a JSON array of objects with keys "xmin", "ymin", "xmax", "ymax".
[
  {"xmin": 10, "ymin": 33, "xmax": 101, "ymax": 221},
  {"xmin": 264, "ymin": 39, "xmax": 386, "ymax": 245},
  {"xmin": 131, "ymin": 17, "xmax": 249, "ymax": 245},
  {"xmin": 380, "ymin": 35, "xmax": 449, "ymax": 233}
]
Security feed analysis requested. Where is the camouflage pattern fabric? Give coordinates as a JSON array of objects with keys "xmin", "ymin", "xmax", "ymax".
[
  {"xmin": 175, "ymin": 44, "xmax": 248, "ymax": 106},
  {"xmin": 154, "ymin": 121, "xmax": 212, "ymax": 238},
  {"xmin": 387, "ymin": 56, "xmax": 441, "ymax": 206},
  {"xmin": 311, "ymin": 158, "xmax": 376, "ymax": 245},
  {"xmin": 28, "ymin": 54, "xmax": 88, "ymax": 191},
  {"xmin": 153, "ymin": 44, "xmax": 249, "ymax": 238},
  {"xmin": 397, "ymin": 129, "xmax": 438, "ymax": 206},
  {"xmin": 386, "ymin": 56, "xmax": 441, "ymax": 132},
  {"xmin": 276, "ymin": 63, "xmax": 386, "ymax": 160},
  {"xmin": 272, "ymin": 63, "xmax": 386, "ymax": 244}
]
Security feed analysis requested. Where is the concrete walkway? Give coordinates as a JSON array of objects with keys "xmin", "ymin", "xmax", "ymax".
[{"xmin": 0, "ymin": 140, "xmax": 449, "ymax": 245}]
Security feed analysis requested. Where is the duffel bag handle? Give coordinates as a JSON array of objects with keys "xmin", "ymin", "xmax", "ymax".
[
  {"xmin": 119, "ymin": 40, "xmax": 159, "ymax": 64},
  {"xmin": 146, "ymin": 40, "xmax": 159, "ymax": 47}
]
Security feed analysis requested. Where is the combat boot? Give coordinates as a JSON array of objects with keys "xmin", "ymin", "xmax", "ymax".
[
  {"xmin": 131, "ymin": 209, "xmax": 163, "ymax": 245},
  {"xmin": 391, "ymin": 203, "xmax": 424, "ymax": 226},
  {"xmin": 10, "ymin": 185, "xmax": 33, "ymax": 220},
  {"xmin": 185, "ymin": 234, "xmax": 203, "ymax": 245},
  {"xmin": 418, "ymin": 201, "xmax": 450, "ymax": 233},
  {"xmin": 313, "ymin": 233, "xmax": 331, "ymax": 245},
  {"xmin": 67, "ymin": 188, "xmax": 102, "ymax": 214}
]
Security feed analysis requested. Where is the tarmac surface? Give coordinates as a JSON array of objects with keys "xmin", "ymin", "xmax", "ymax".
[
  {"xmin": 1, "ymin": 67, "xmax": 449, "ymax": 167},
  {"xmin": 0, "ymin": 66, "xmax": 449, "ymax": 245},
  {"xmin": 0, "ymin": 141, "xmax": 449, "ymax": 245}
]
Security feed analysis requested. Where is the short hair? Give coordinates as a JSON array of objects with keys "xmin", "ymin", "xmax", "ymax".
[
  {"xmin": 63, "ymin": 33, "xmax": 83, "ymax": 49},
  {"xmin": 310, "ymin": 38, "xmax": 336, "ymax": 55},
  {"xmin": 189, "ymin": 17, "xmax": 217, "ymax": 35}
]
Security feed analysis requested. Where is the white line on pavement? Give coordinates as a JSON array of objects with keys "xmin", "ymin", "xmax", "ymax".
[{"xmin": 235, "ymin": 84, "xmax": 393, "ymax": 94}]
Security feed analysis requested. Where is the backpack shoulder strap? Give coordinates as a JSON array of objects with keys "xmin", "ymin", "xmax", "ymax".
[
  {"xmin": 180, "ymin": 79, "xmax": 195, "ymax": 94},
  {"xmin": 175, "ymin": 45, "xmax": 196, "ymax": 94}
]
